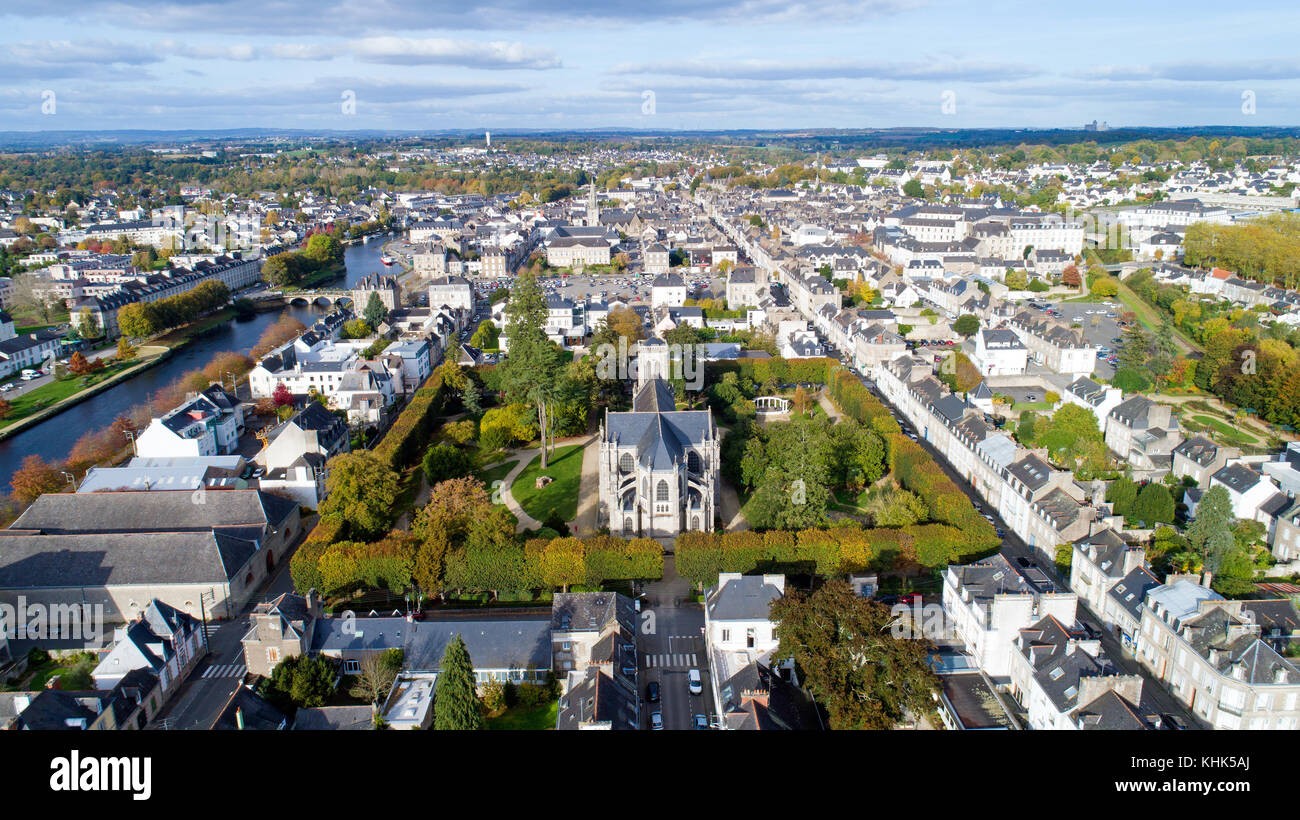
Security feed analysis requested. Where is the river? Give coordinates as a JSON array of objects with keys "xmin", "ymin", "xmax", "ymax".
[{"xmin": 0, "ymin": 233, "xmax": 396, "ymax": 491}]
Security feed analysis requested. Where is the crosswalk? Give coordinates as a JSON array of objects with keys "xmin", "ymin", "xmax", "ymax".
[
  {"xmin": 644, "ymin": 653, "xmax": 698, "ymax": 669},
  {"xmin": 200, "ymin": 662, "xmax": 246, "ymax": 679}
]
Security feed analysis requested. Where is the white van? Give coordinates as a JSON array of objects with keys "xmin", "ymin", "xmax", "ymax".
[
  {"xmin": 20, "ymin": 369, "xmax": 37, "ymax": 381},
  {"xmin": 687, "ymin": 668, "xmax": 703, "ymax": 696}
]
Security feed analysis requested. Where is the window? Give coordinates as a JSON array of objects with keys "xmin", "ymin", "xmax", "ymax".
[
  {"xmin": 687, "ymin": 451, "xmax": 701, "ymax": 473},
  {"xmin": 624, "ymin": 517, "xmax": 633, "ymax": 532},
  {"xmin": 620, "ymin": 453, "xmax": 634, "ymax": 473},
  {"xmin": 266, "ymin": 647, "xmax": 280, "ymax": 665},
  {"xmin": 721, "ymin": 629, "xmax": 730, "ymax": 643},
  {"xmin": 656, "ymin": 480, "xmax": 669, "ymax": 502},
  {"xmin": 344, "ymin": 659, "xmax": 360, "ymax": 674}
]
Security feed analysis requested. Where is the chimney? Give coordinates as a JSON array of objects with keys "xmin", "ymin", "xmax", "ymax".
[{"xmin": 1201, "ymin": 571, "xmax": 1214, "ymax": 590}]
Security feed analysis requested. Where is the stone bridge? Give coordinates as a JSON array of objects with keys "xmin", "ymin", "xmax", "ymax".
[{"xmin": 249, "ymin": 289, "xmax": 355, "ymax": 309}]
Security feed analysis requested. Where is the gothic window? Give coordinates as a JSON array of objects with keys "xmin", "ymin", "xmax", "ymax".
[
  {"xmin": 691, "ymin": 516, "xmax": 700, "ymax": 531},
  {"xmin": 620, "ymin": 452, "xmax": 634, "ymax": 473},
  {"xmin": 656, "ymin": 480, "xmax": 669, "ymax": 502},
  {"xmin": 624, "ymin": 517, "xmax": 633, "ymax": 532},
  {"xmin": 687, "ymin": 451, "xmax": 701, "ymax": 473}
]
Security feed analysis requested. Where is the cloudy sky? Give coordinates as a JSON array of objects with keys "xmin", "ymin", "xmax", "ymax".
[{"xmin": 1, "ymin": 0, "xmax": 1297, "ymax": 132}]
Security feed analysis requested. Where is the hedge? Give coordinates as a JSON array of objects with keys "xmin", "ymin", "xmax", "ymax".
[
  {"xmin": 525, "ymin": 535, "xmax": 664, "ymax": 589},
  {"xmin": 888, "ymin": 434, "xmax": 995, "ymax": 545},
  {"xmin": 374, "ymin": 371, "xmax": 447, "ymax": 471},
  {"xmin": 704, "ymin": 356, "xmax": 835, "ymax": 388},
  {"xmin": 674, "ymin": 521, "xmax": 989, "ymax": 589},
  {"xmin": 290, "ymin": 515, "xmax": 347, "ymax": 593}
]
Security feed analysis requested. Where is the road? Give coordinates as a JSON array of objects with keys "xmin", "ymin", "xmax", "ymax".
[
  {"xmin": 859, "ymin": 370, "xmax": 1205, "ymax": 729},
  {"xmin": 638, "ymin": 555, "xmax": 715, "ymax": 731},
  {"xmin": 151, "ymin": 545, "xmax": 298, "ymax": 730}
]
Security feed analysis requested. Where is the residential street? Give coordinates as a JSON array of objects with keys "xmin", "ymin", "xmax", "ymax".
[{"xmin": 638, "ymin": 555, "xmax": 715, "ymax": 731}]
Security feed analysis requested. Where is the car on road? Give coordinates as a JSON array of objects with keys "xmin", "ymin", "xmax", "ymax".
[
  {"xmin": 995, "ymin": 528, "xmax": 1005, "ymax": 537},
  {"xmin": 650, "ymin": 711, "xmax": 664, "ymax": 730},
  {"xmin": 645, "ymin": 681, "xmax": 660, "ymax": 703},
  {"xmin": 687, "ymin": 668, "xmax": 703, "ymax": 695},
  {"xmin": 1160, "ymin": 713, "xmax": 1186, "ymax": 730},
  {"xmin": 693, "ymin": 714, "xmax": 709, "ymax": 730}
]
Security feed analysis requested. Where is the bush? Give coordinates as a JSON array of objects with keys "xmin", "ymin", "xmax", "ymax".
[{"xmin": 374, "ymin": 372, "xmax": 446, "ymax": 470}]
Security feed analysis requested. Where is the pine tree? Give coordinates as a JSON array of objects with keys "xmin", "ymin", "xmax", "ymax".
[
  {"xmin": 434, "ymin": 634, "xmax": 484, "ymax": 730},
  {"xmin": 364, "ymin": 291, "xmax": 388, "ymax": 330}
]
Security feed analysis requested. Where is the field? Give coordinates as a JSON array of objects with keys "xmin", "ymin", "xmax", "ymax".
[{"xmin": 511, "ymin": 444, "xmax": 584, "ymax": 522}]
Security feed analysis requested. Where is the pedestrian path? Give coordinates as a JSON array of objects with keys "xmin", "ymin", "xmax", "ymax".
[{"xmin": 200, "ymin": 662, "xmax": 246, "ymax": 679}]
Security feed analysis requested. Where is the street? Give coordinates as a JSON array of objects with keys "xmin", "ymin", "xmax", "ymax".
[
  {"xmin": 637, "ymin": 555, "xmax": 716, "ymax": 731},
  {"xmin": 860, "ymin": 371, "xmax": 1205, "ymax": 729}
]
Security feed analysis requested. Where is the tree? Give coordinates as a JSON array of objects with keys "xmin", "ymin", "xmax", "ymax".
[
  {"xmin": 498, "ymin": 269, "xmax": 567, "ymax": 469},
  {"xmin": 116, "ymin": 336, "xmax": 137, "ymax": 361},
  {"xmin": 434, "ymin": 634, "xmax": 485, "ymax": 730},
  {"xmin": 953, "ymin": 314, "xmax": 980, "ymax": 337},
  {"xmin": 1004, "ymin": 269, "xmax": 1029, "ymax": 290},
  {"xmin": 261, "ymin": 251, "xmax": 302, "ymax": 287},
  {"xmin": 902, "ymin": 178, "xmax": 924, "ymax": 199},
  {"xmin": 1131, "ymin": 483, "xmax": 1175, "ymax": 528},
  {"xmin": 265, "ymin": 654, "xmax": 336, "ymax": 711},
  {"xmin": 422, "ymin": 442, "xmax": 474, "ymax": 485},
  {"xmin": 1188, "ymin": 485, "xmax": 1235, "ymax": 572},
  {"xmin": 771, "ymin": 579, "xmax": 939, "ymax": 730},
  {"xmin": 1091, "ymin": 276, "xmax": 1119, "ymax": 297},
  {"xmin": 1106, "ymin": 475, "xmax": 1139, "ymax": 518},
  {"xmin": 363, "ymin": 291, "xmax": 388, "ymax": 329},
  {"xmin": 12, "ymin": 455, "xmax": 65, "ymax": 504},
  {"xmin": 0, "ymin": 397, "xmax": 9, "ymax": 420},
  {"xmin": 318, "ymin": 451, "xmax": 402, "ymax": 541},
  {"xmin": 1062, "ymin": 265, "xmax": 1082, "ymax": 288},
  {"xmin": 272, "ymin": 382, "xmax": 294, "ymax": 408},
  {"xmin": 469, "ymin": 320, "xmax": 499, "ymax": 350},
  {"xmin": 349, "ymin": 649, "xmax": 403, "ymax": 705}
]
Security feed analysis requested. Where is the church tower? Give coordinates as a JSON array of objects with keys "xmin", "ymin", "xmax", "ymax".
[
  {"xmin": 586, "ymin": 182, "xmax": 600, "ymax": 228},
  {"xmin": 636, "ymin": 339, "xmax": 671, "ymax": 389}
]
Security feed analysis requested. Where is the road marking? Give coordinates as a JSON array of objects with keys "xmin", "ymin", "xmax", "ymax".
[{"xmin": 201, "ymin": 662, "xmax": 246, "ymax": 679}]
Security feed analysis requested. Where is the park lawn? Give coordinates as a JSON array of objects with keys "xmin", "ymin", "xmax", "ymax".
[
  {"xmin": 1115, "ymin": 280, "xmax": 1203, "ymax": 354},
  {"xmin": 1189, "ymin": 414, "xmax": 1260, "ymax": 446},
  {"xmin": 486, "ymin": 700, "xmax": 558, "ymax": 730},
  {"xmin": 478, "ymin": 459, "xmax": 517, "ymax": 497},
  {"xmin": 512, "ymin": 444, "xmax": 584, "ymax": 523},
  {"xmin": 1012, "ymin": 401, "xmax": 1054, "ymax": 412},
  {"xmin": 1, "ymin": 362, "xmax": 135, "ymax": 424}
]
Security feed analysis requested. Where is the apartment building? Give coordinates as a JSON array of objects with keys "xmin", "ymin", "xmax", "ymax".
[
  {"xmin": 1007, "ymin": 311, "xmax": 1095, "ymax": 376},
  {"xmin": 1137, "ymin": 578, "xmax": 1300, "ymax": 730}
]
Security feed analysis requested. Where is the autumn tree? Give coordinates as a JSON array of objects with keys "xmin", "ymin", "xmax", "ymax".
[
  {"xmin": 317, "ymin": 451, "xmax": 401, "ymax": 541},
  {"xmin": 11, "ymin": 455, "xmax": 65, "ymax": 505},
  {"xmin": 771, "ymin": 579, "xmax": 939, "ymax": 730}
]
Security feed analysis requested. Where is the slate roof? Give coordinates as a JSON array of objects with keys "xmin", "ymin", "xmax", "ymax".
[
  {"xmin": 293, "ymin": 705, "xmax": 374, "ymax": 730},
  {"xmin": 310, "ymin": 615, "xmax": 552, "ymax": 672},
  {"xmin": 706, "ymin": 574, "xmax": 783, "ymax": 621},
  {"xmin": 0, "ymin": 531, "xmax": 260, "ymax": 587}
]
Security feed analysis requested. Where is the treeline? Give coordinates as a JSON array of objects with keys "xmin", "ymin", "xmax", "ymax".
[
  {"xmin": 1124, "ymin": 268, "xmax": 1300, "ymax": 427},
  {"xmin": 1183, "ymin": 213, "xmax": 1300, "ymax": 289},
  {"xmin": 116, "ymin": 280, "xmax": 230, "ymax": 338},
  {"xmin": 675, "ymin": 520, "xmax": 995, "ymax": 589},
  {"xmin": 261, "ymin": 233, "xmax": 344, "ymax": 287}
]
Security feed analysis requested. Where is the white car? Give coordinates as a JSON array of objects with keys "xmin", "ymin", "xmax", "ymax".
[{"xmin": 687, "ymin": 668, "xmax": 703, "ymax": 696}]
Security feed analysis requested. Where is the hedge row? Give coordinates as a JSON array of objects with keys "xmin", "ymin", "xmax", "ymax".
[
  {"xmin": 373, "ymin": 371, "xmax": 447, "ymax": 471},
  {"xmin": 828, "ymin": 366, "xmax": 901, "ymax": 438},
  {"xmin": 674, "ymin": 522, "xmax": 986, "ymax": 589},
  {"xmin": 523, "ymin": 535, "xmax": 665, "ymax": 589},
  {"xmin": 290, "ymin": 515, "xmax": 348, "ymax": 593},
  {"xmin": 704, "ymin": 356, "xmax": 835, "ymax": 387},
  {"xmin": 888, "ymin": 434, "xmax": 996, "ymax": 544}
]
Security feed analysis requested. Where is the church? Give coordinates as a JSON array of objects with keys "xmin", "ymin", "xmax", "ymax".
[{"xmin": 597, "ymin": 342, "xmax": 720, "ymax": 538}]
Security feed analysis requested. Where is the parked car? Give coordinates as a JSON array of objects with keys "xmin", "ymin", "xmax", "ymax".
[
  {"xmin": 1160, "ymin": 714, "xmax": 1186, "ymax": 730},
  {"xmin": 693, "ymin": 714, "xmax": 709, "ymax": 730},
  {"xmin": 687, "ymin": 668, "xmax": 703, "ymax": 696},
  {"xmin": 650, "ymin": 711, "xmax": 664, "ymax": 730},
  {"xmin": 646, "ymin": 681, "xmax": 660, "ymax": 703}
]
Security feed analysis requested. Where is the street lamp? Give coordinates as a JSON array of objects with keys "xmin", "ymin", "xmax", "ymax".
[
  {"xmin": 123, "ymin": 430, "xmax": 138, "ymax": 457},
  {"xmin": 59, "ymin": 471, "xmax": 76, "ymax": 491}
]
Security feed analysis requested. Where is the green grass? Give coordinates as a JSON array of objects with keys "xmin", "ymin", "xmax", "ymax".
[
  {"xmin": 511, "ymin": 444, "xmax": 584, "ymax": 522},
  {"xmin": 1, "ymin": 362, "xmax": 136, "ymax": 424},
  {"xmin": 1012, "ymin": 401, "xmax": 1054, "ymax": 412},
  {"xmin": 478, "ymin": 459, "xmax": 517, "ymax": 497},
  {"xmin": 486, "ymin": 700, "xmax": 558, "ymax": 730},
  {"xmin": 1187, "ymin": 414, "xmax": 1260, "ymax": 446}
]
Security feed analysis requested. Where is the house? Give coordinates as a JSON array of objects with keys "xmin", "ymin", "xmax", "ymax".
[
  {"xmin": 1070, "ymin": 528, "xmax": 1146, "ymax": 622},
  {"xmin": 211, "ymin": 685, "xmax": 288, "ymax": 730},
  {"xmin": 703, "ymin": 572, "xmax": 816, "ymax": 730},
  {"xmin": 1104, "ymin": 395, "xmax": 1182, "ymax": 472},
  {"xmin": 293, "ymin": 705, "xmax": 375, "ymax": 730},
  {"xmin": 725, "ymin": 267, "xmax": 767, "ymax": 309},
  {"xmin": 644, "ymin": 243, "xmax": 671, "ymax": 274},
  {"xmin": 240, "ymin": 590, "xmax": 324, "ymax": 677},
  {"xmin": 1193, "ymin": 463, "xmax": 1289, "ymax": 527},
  {"xmin": 0, "ymin": 490, "xmax": 301, "ymax": 622},
  {"xmin": 254, "ymin": 402, "xmax": 349, "ymax": 508},
  {"xmin": 942, "ymin": 553, "xmax": 1079, "ymax": 682},
  {"xmin": 651, "ymin": 273, "xmax": 687, "ymax": 308},
  {"xmin": 598, "ymin": 376, "xmax": 720, "ymax": 538},
  {"xmin": 351, "ymin": 273, "xmax": 402, "ymax": 313},
  {"xmin": 135, "ymin": 384, "xmax": 245, "ymax": 458},
  {"xmin": 1008, "ymin": 615, "xmax": 1156, "ymax": 730},
  {"xmin": 91, "ymin": 600, "xmax": 206, "ymax": 711},
  {"xmin": 553, "ymin": 591, "xmax": 639, "ymax": 730},
  {"xmin": 972, "ymin": 328, "xmax": 1027, "ymax": 376},
  {"xmin": 1172, "ymin": 436, "xmax": 1237, "ymax": 487},
  {"xmin": 8, "ymin": 668, "xmax": 162, "ymax": 730},
  {"xmin": 427, "ymin": 275, "xmax": 474, "ymax": 312}
]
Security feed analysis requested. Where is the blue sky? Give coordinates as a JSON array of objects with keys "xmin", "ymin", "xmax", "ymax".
[{"xmin": 1, "ymin": 0, "xmax": 1298, "ymax": 132}]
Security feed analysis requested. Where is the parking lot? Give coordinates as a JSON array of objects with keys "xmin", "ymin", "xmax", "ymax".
[{"xmin": 1030, "ymin": 300, "xmax": 1124, "ymax": 380}]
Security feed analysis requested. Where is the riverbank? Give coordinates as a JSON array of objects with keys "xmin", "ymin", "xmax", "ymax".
[{"xmin": 0, "ymin": 345, "xmax": 169, "ymax": 442}]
